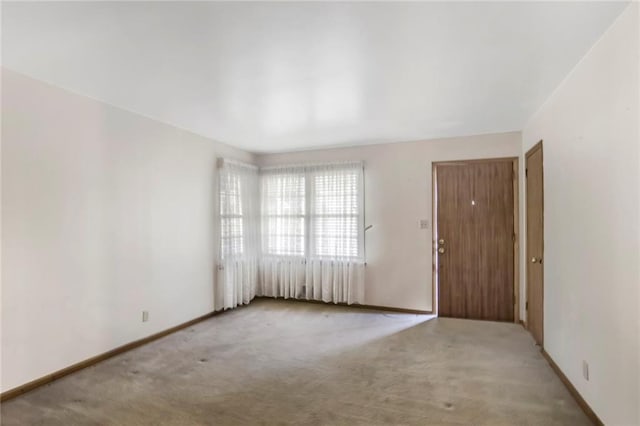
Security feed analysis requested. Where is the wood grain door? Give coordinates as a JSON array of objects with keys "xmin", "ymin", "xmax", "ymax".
[
  {"xmin": 436, "ymin": 160, "xmax": 515, "ymax": 321},
  {"xmin": 526, "ymin": 142, "xmax": 544, "ymax": 345}
]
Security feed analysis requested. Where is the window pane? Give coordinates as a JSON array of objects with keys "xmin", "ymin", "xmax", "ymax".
[
  {"xmin": 312, "ymin": 216, "xmax": 359, "ymax": 257},
  {"xmin": 220, "ymin": 174, "xmax": 243, "ymax": 216},
  {"xmin": 221, "ymin": 217, "xmax": 244, "ymax": 256},
  {"xmin": 265, "ymin": 217, "xmax": 305, "ymax": 256},
  {"xmin": 262, "ymin": 173, "xmax": 305, "ymax": 215},
  {"xmin": 312, "ymin": 172, "xmax": 358, "ymax": 215}
]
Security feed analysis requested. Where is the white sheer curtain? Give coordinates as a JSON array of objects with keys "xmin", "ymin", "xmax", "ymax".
[
  {"xmin": 259, "ymin": 162, "xmax": 365, "ymax": 304},
  {"xmin": 218, "ymin": 159, "xmax": 260, "ymax": 310},
  {"xmin": 306, "ymin": 163, "xmax": 365, "ymax": 304},
  {"xmin": 259, "ymin": 167, "xmax": 307, "ymax": 299}
]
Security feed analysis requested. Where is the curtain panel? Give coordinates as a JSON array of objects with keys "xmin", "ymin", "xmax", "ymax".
[
  {"xmin": 217, "ymin": 159, "xmax": 260, "ymax": 310},
  {"xmin": 258, "ymin": 258, "xmax": 364, "ymax": 305}
]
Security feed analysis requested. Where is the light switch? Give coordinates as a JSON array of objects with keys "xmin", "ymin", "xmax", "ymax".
[{"xmin": 419, "ymin": 219, "xmax": 429, "ymax": 229}]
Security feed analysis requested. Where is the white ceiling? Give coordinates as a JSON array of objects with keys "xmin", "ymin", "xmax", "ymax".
[{"xmin": 1, "ymin": 1, "xmax": 629, "ymax": 153}]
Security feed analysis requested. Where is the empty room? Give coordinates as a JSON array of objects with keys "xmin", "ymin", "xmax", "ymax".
[{"xmin": 1, "ymin": 1, "xmax": 639, "ymax": 425}]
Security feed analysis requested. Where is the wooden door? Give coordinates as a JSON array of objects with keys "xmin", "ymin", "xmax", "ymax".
[
  {"xmin": 526, "ymin": 142, "xmax": 544, "ymax": 345},
  {"xmin": 436, "ymin": 160, "xmax": 515, "ymax": 321}
]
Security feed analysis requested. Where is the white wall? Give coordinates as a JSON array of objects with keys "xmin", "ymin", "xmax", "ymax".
[
  {"xmin": 259, "ymin": 132, "xmax": 521, "ymax": 312},
  {"xmin": 521, "ymin": 4, "xmax": 639, "ymax": 425},
  {"xmin": 0, "ymin": 69, "xmax": 255, "ymax": 392},
  {"xmin": 637, "ymin": 5, "xmax": 640, "ymax": 415}
]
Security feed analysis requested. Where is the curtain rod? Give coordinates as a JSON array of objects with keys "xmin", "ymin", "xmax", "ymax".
[
  {"xmin": 260, "ymin": 160, "xmax": 364, "ymax": 171},
  {"xmin": 218, "ymin": 158, "xmax": 364, "ymax": 172},
  {"xmin": 217, "ymin": 158, "xmax": 259, "ymax": 170}
]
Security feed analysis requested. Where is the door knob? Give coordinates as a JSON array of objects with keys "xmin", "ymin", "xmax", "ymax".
[
  {"xmin": 531, "ymin": 257, "xmax": 542, "ymax": 264},
  {"xmin": 438, "ymin": 247, "xmax": 445, "ymax": 254},
  {"xmin": 438, "ymin": 239, "xmax": 445, "ymax": 245}
]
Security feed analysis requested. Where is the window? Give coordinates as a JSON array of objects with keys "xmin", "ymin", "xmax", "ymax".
[
  {"xmin": 309, "ymin": 168, "xmax": 361, "ymax": 258},
  {"xmin": 219, "ymin": 159, "xmax": 365, "ymax": 308},
  {"xmin": 219, "ymin": 160, "xmax": 259, "ymax": 259},
  {"xmin": 220, "ymin": 171, "xmax": 244, "ymax": 258},
  {"xmin": 261, "ymin": 162, "xmax": 364, "ymax": 259},
  {"xmin": 261, "ymin": 171, "xmax": 306, "ymax": 256}
]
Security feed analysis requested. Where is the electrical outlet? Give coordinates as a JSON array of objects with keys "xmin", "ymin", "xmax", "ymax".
[
  {"xmin": 419, "ymin": 219, "xmax": 429, "ymax": 229},
  {"xmin": 582, "ymin": 360, "xmax": 589, "ymax": 381},
  {"xmin": 142, "ymin": 311, "xmax": 149, "ymax": 322}
]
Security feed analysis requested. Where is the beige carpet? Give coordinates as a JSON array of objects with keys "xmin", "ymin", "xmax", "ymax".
[{"xmin": 1, "ymin": 299, "xmax": 590, "ymax": 425}]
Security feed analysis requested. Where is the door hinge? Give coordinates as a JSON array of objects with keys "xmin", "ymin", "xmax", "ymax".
[
  {"xmin": 525, "ymin": 168, "xmax": 528, "ymax": 177},
  {"xmin": 526, "ymin": 301, "xmax": 529, "ymax": 310}
]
